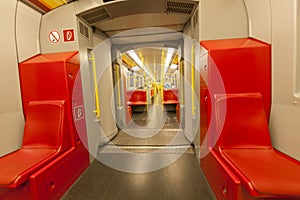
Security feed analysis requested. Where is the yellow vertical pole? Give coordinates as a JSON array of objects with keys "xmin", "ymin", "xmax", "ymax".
[
  {"xmin": 153, "ymin": 56, "xmax": 157, "ymax": 104},
  {"xmin": 180, "ymin": 59, "xmax": 184, "ymax": 105},
  {"xmin": 89, "ymin": 53, "xmax": 100, "ymax": 118},
  {"xmin": 161, "ymin": 50, "xmax": 165, "ymax": 104},
  {"xmin": 115, "ymin": 63, "xmax": 122, "ymax": 107},
  {"xmin": 191, "ymin": 45, "xmax": 196, "ymax": 116}
]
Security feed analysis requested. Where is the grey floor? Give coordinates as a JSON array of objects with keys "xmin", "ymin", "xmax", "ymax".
[{"xmin": 62, "ymin": 111, "xmax": 215, "ymax": 200}]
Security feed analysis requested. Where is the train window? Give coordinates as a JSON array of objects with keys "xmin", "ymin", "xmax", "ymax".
[
  {"xmin": 137, "ymin": 76, "xmax": 144, "ymax": 89},
  {"xmin": 296, "ymin": 1, "xmax": 300, "ymax": 97}
]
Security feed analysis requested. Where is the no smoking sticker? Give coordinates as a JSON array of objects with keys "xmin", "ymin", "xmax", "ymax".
[{"xmin": 48, "ymin": 30, "xmax": 60, "ymax": 43}]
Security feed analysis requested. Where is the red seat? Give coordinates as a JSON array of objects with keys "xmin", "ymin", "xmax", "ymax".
[
  {"xmin": 163, "ymin": 89, "xmax": 178, "ymax": 104},
  {"xmin": 215, "ymin": 93, "xmax": 272, "ymax": 150},
  {"xmin": 215, "ymin": 93, "xmax": 300, "ymax": 198},
  {"xmin": 0, "ymin": 100, "xmax": 65, "ymax": 188},
  {"xmin": 127, "ymin": 90, "xmax": 147, "ymax": 106},
  {"xmin": 222, "ymin": 149, "xmax": 300, "ymax": 197}
]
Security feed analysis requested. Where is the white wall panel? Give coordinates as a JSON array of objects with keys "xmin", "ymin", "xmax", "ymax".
[
  {"xmin": 296, "ymin": 1, "xmax": 300, "ymax": 96},
  {"xmin": 0, "ymin": 0, "xmax": 24, "ymax": 157},
  {"xmin": 0, "ymin": 113, "xmax": 24, "ymax": 157},
  {"xmin": 77, "ymin": 19, "xmax": 98, "ymax": 160},
  {"xmin": 78, "ymin": 20, "xmax": 117, "ymax": 159},
  {"xmin": 270, "ymin": 0, "xmax": 300, "ymax": 161},
  {"xmin": 183, "ymin": 26, "xmax": 193, "ymax": 142},
  {"xmin": 244, "ymin": 0, "xmax": 271, "ymax": 43},
  {"xmin": 271, "ymin": 0, "xmax": 297, "ymax": 105},
  {"xmin": 96, "ymin": 43, "xmax": 118, "ymax": 141},
  {"xmin": 40, "ymin": 3, "xmax": 79, "ymax": 53},
  {"xmin": 270, "ymin": 104, "xmax": 300, "ymax": 160},
  {"xmin": 16, "ymin": 1, "xmax": 41, "ymax": 62},
  {"xmin": 199, "ymin": 0, "xmax": 248, "ymax": 40}
]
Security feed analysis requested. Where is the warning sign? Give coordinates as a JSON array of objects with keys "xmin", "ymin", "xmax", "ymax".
[
  {"xmin": 48, "ymin": 30, "xmax": 60, "ymax": 43},
  {"xmin": 63, "ymin": 29, "xmax": 75, "ymax": 42}
]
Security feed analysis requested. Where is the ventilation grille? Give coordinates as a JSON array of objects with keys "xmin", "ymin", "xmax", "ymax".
[
  {"xmin": 166, "ymin": 0, "xmax": 196, "ymax": 15},
  {"xmin": 79, "ymin": 21, "xmax": 90, "ymax": 39},
  {"xmin": 80, "ymin": 7, "xmax": 111, "ymax": 25}
]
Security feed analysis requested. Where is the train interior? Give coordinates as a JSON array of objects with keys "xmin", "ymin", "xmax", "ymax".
[{"xmin": 1, "ymin": 0, "xmax": 300, "ymax": 199}]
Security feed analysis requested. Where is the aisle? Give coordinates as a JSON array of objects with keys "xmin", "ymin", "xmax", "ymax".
[
  {"xmin": 62, "ymin": 108, "xmax": 215, "ymax": 199},
  {"xmin": 62, "ymin": 152, "xmax": 215, "ymax": 200}
]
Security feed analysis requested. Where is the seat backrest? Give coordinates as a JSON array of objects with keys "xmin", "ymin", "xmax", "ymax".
[
  {"xmin": 22, "ymin": 100, "xmax": 65, "ymax": 149},
  {"xmin": 134, "ymin": 90, "xmax": 146, "ymax": 101},
  {"xmin": 215, "ymin": 93, "xmax": 272, "ymax": 149},
  {"xmin": 163, "ymin": 89, "xmax": 178, "ymax": 101},
  {"xmin": 127, "ymin": 91, "xmax": 134, "ymax": 102}
]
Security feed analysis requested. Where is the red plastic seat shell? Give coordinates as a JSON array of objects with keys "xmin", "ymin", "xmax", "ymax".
[
  {"xmin": 127, "ymin": 90, "xmax": 147, "ymax": 106},
  {"xmin": 222, "ymin": 149, "xmax": 300, "ymax": 198},
  {"xmin": 214, "ymin": 93, "xmax": 300, "ymax": 198},
  {"xmin": 0, "ymin": 149, "xmax": 56, "ymax": 188},
  {"xmin": 0, "ymin": 100, "xmax": 65, "ymax": 188},
  {"xmin": 22, "ymin": 101, "xmax": 64, "ymax": 149},
  {"xmin": 215, "ymin": 93, "xmax": 272, "ymax": 149},
  {"xmin": 163, "ymin": 89, "xmax": 179, "ymax": 104}
]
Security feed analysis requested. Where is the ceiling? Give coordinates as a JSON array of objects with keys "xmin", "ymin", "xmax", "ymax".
[{"xmin": 78, "ymin": 0, "xmax": 198, "ymax": 82}]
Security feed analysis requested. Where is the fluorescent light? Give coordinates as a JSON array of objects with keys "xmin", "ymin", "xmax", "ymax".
[
  {"xmin": 127, "ymin": 50, "xmax": 143, "ymax": 67},
  {"xmin": 170, "ymin": 64, "xmax": 178, "ymax": 69},
  {"xmin": 165, "ymin": 48, "xmax": 174, "ymax": 68},
  {"xmin": 127, "ymin": 50, "xmax": 155, "ymax": 80},
  {"xmin": 164, "ymin": 48, "xmax": 175, "ymax": 74},
  {"xmin": 131, "ymin": 66, "xmax": 140, "ymax": 71}
]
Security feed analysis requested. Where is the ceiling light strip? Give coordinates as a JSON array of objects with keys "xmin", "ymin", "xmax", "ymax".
[
  {"xmin": 127, "ymin": 50, "xmax": 155, "ymax": 80},
  {"xmin": 39, "ymin": 0, "xmax": 66, "ymax": 9},
  {"xmin": 164, "ymin": 48, "xmax": 175, "ymax": 74},
  {"xmin": 27, "ymin": 0, "xmax": 51, "ymax": 12}
]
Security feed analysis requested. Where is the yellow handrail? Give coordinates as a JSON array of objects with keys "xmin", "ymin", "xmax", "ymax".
[
  {"xmin": 115, "ymin": 63, "xmax": 122, "ymax": 107},
  {"xmin": 89, "ymin": 52, "xmax": 100, "ymax": 118},
  {"xmin": 191, "ymin": 44, "xmax": 196, "ymax": 116},
  {"xmin": 161, "ymin": 50, "xmax": 165, "ymax": 104},
  {"xmin": 180, "ymin": 59, "xmax": 184, "ymax": 104}
]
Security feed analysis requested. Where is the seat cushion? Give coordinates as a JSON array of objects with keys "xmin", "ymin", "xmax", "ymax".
[
  {"xmin": 222, "ymin": 149, "xmax": 300, "ymax": 198},
  {"xmin": 128, "ymin": 101, "xmax": 147, "ymax": 106},
  {"xmin": 0, "ymin": 148, "xmax": 57, "ymax": 188},
  {"xmin": 163, "ymin": 100, "xmax": 179, "ymax": 105}
]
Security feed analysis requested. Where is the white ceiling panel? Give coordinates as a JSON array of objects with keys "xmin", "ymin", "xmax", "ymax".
[{"xmin": 94, "ymin": 13, "xmax": 189, "ymax": 32}]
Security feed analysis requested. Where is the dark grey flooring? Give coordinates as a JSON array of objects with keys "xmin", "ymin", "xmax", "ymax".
[
  {"xmin": 128, "ymin": 108, "xmax": 180, "ymax": 130},
  {"xmin": 108, "ymin": 129, "xmax": 189, "ymax": 147},
  {"xmin": 62, "ymin": 153, "xmax": 215, "ymax": 200},
  {"xmin": 62, "ymin": 111, "xmax": 215, "ymax": 200}
]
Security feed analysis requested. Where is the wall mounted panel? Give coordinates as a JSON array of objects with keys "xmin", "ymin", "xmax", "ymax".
[
  {"xmin": 244, "ymin": 0, "xmax": 271, "ymax": 43},
  {"xmin": 0, "ymin": 1, "xmax": 25, "ymax": 157},
  {"xmin": 199, "ymin": 0, "xmax": 248, "ymax": 40},
  {"xmin": 270, "ymin": 0, "xmax": 300, "ymax": 161},
  {"xmin": 16, "ymin": 1, "xmax": 42, "ymax": 62}
]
